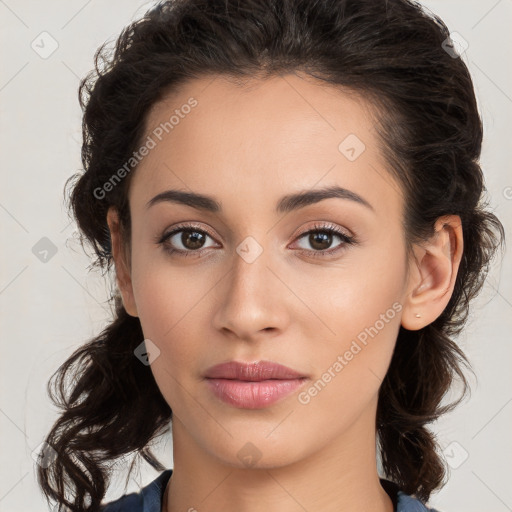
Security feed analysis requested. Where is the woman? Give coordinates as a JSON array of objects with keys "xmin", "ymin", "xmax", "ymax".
[{"xmin": 37, "ymin": 0, "xmax": 505, "ymax": 511}]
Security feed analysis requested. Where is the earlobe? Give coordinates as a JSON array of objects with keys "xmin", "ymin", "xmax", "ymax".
[
  {"xmin": 106, "ymin": 207, "xmax": 139, "ymax": 318},
  {"xmin": 401, "ymin": 215, "xmax": 463, "ymax": 330}
]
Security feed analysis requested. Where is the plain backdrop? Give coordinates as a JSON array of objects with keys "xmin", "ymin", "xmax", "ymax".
[{"xmin": 1, "ymin": 1, "xmax": 511, "ymax": 511}]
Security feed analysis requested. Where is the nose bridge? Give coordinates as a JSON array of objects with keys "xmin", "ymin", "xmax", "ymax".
[
  {"xmin": 212, "ymin": 234, "xmax": 286, "ymax": 338},
  {"xmin": 232, "ymin": 235, "xmax": 271, "ymax": 296}
]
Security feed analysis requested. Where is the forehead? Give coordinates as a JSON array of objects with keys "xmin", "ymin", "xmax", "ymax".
[{"xmin": 129, "ymin": 73, "xmax": 402, "ymax": 217}]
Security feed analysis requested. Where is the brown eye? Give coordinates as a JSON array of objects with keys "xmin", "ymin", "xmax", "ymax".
[
  {"xmin": 159, "ymin": 226, "xmax": 218, "ymax": 256},
  {"xmin": 179, "ymin": 230, "xmax": 207, "ymax": 250},
  {"xmin": 293, "ymin": 224, "xmax": 355, "ymax": 256},
  {"xmin": 307, "ymin": 231, "xmax": 333, "ymax": 251}
]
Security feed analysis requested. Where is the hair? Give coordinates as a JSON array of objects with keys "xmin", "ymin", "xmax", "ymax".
[{"xmin": 38, "ymin": 0, "xmax": 505, "ymax": 510}]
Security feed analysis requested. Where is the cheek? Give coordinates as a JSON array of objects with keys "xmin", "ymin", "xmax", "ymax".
[
  {"xmin": 294, "ymin": 286, "xmax": 401, "ymax": 428},
  {"xmin": 290, "ymin": 229, "xmax": 406, "ymax": 344},
  {"xmin": 130, "ymin": 263, "xmax": 208, "ymax": 408},
  {"xmin": 129, "ymin": 235, "xmax": 207, "ymax": 333},
  {"xmin": 132, "ymin": 263, "xmax": 206, "ymax": 349},
  {"xmin": 292, "ymin": 238, "xmax": 406, "ymax": 405}
]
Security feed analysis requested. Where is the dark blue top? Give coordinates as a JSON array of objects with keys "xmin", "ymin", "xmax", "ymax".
[{"xmin": 99, "ymin": 469, "xmax": 441, "ymax": 512}]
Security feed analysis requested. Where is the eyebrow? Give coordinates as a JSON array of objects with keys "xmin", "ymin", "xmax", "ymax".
[{"xmin": 145, "ymin": 185, "xmax": 374, "ymax": 214}]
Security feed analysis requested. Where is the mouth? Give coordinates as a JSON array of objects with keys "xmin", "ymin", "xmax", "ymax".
[{"xmin": 203, "ymin": 360, "xmax": 309, "ymax": 409}]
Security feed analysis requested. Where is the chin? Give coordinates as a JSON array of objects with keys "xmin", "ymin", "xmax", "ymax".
[{"xmin": 205, "ymin": 433, "xmax": 309, "ymax": 471}]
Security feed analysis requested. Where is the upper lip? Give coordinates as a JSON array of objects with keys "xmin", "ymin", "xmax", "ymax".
[{"xmin": 204, "ymin": 360, "xmax": 307, "ymax": 381}]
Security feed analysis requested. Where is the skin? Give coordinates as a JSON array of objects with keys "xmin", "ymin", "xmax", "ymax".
[{"xmin": 107, "ymin": 72, "xmax": 463, "ymax": 512}]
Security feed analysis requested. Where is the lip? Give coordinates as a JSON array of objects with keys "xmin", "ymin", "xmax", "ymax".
[
  {"xmin": 204, "ymin": 360, "xmax": 308, "ymax": 409},
  {"xmin": 204, "ymin": 360, "xmax": 307, "ymax": 380}
]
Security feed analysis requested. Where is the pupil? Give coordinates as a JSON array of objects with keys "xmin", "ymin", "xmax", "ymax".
[
  {"xmin": 310, "ymin": 232, "xmax": 331, "ymax": 250},
  {"xmin": 183, "ymin": 230, "xmax": 204, "ymax": 249}
]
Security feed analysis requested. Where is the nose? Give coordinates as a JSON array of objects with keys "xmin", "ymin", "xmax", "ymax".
[{"xmin": 212, "ymin": 241, "xmax": 290, "ymax": 341}]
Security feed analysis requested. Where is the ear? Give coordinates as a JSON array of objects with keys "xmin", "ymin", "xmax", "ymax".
[
  {"xmin": 401, "ymin": 215, "xmax": 463, "ymax": 330},
  {"xmin": 106, "ymin": 207, "xmax": 138, "ymax": 318}
]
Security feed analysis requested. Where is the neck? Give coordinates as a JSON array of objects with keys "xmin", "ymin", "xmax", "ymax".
[{"xmin": 165, "ymin": 403, "xmax": 394, "ymax": 512}]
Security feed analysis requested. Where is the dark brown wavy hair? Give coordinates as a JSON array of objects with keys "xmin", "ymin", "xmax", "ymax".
[{"xmin": 38, "ymin": 0, "xmax": 505, "ymax": 510}]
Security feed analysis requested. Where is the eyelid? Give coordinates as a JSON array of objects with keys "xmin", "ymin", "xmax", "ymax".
[
  {"xmin": 290, "ymin": 221, "xmax": 354, "ymax": 242},
  {"xmin": 159, "ymin": 221, "xmax": 214, "ymax": 236}
]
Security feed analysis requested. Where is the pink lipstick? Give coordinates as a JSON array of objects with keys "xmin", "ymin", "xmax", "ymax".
[{"xmin": 204, "ymin": 360, "xmax": 308, "ymax": 409}]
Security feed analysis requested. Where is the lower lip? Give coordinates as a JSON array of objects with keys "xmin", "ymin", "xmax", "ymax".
[{"xmin": 205, "ymin": 378, "xmax": 307, "ymax": 409}]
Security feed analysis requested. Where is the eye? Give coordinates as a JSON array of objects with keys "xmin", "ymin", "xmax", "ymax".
[
  {"xmin": 157, "ymin": 224, "xmax": 218, "ymax": 258},
  {"xmin": 291, "ymin": 222, "xmax": 356, "ymax": 258},
  {"xmin": 157, "ymin": 221, "xmax": 357, "ymax": 259}
]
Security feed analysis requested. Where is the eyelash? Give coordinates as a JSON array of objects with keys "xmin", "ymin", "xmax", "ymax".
[{"xmin": 156, "ymin": 222, "xmax": 357, "ymax": 259}]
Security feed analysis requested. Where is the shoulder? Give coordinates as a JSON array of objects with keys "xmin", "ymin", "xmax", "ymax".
[
  {"xmin": 381, "ymin": 478, "xmax": 442, "ymax": 512},
  {"xmin": 100, "ymin": 469, "xmax": 173, "ymax": 512},
  {"xmin": 397, "ymin": 490, "xmax": 442, "ymax": 512}
]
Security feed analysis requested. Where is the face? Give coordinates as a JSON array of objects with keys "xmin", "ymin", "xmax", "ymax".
[{"xmin": 112, "ymin": 73, "xmax": 415, "ymax": 469}]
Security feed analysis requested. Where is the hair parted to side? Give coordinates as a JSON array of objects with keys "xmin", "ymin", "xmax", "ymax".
[{"xmin": 38, "ymin": 0, "xmax": 505, "ymax": 510}]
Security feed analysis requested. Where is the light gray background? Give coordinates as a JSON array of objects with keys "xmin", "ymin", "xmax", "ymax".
[{"xmin": 1, "ymin": 1, "xmax": 511, "ymax": 511}]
